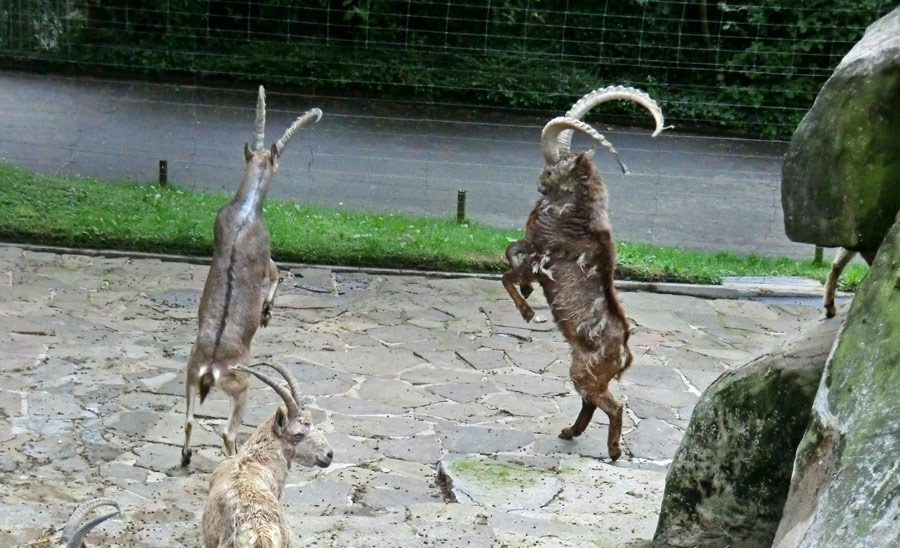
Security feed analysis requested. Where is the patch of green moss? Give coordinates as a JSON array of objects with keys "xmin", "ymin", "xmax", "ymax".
[{"xmin": 447, "ymin": 458, "xmax": 547, "ymax": 488}]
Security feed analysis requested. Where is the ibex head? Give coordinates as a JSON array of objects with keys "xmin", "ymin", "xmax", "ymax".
[
  {"xmin": 243, "ymin": 85, "xmax": 323, "ymax": 174},
  {"xmin": 58, "ymin": 498, "xmax": 121, "ymax": 548},
  {"xmin": 236, "ymin": 362, "xmax": 333, "ymax": 469},
  {"xmin": 540, "ymin": 86, "xmax": 666, "ymax": 180}
]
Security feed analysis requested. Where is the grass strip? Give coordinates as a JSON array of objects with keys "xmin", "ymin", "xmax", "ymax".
[{"xmin": 0, "ymin": 162, "xmax": 867, "ymax": 288}]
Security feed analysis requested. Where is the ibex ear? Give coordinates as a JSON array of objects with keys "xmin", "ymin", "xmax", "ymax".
[
  {"xmin": 269, "ymin": 143, "xmax": 278, "ymax": 165},
  {"xmin": 244, "ymin": 143, "xmax": 253, "ymax": 162},
  {"xmin": 272, "ymin": 407, "xmax": 287, "ymax": 436},
  {"xmin": 572, "ymin": 151, "xmax": 595, "ymax": 175}
]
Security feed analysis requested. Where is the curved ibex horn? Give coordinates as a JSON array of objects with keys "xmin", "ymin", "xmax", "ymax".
[
  {"xmin": 274, "ymin": 108, "xmax": 323, "ymax": 157},
  {"xmin": 253, "ymin": 361, "xmax": 303, "ymax": 406},
  {"xmin": 557, "ymin": 86, "xmax": 666, "ymax": 173},
  {"xmin": 253, "ymin": 85, "xmax": 266, "ymax": 152},
  {"xmin": 542, "ymin": 116, "xmax": 626, "ymax": 171},
  {"xmin": 61, "ymin": 498, "xmax": 121, "ymax": 548},
  {"xmin": 235, "ymin": 364, "xmax": 300, "ymax": 417}
]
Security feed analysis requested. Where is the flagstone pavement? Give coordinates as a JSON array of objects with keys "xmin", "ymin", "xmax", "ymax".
[{"xmin": 0, "ymin": 246, "xmax": 820, "ymax": 547}]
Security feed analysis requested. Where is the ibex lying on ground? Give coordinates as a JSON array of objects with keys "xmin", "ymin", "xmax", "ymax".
[
  {"xmin": 54, "ymin": 497, "xmax": 121, "ymax": 547},
  {"xmin": 202, "ymin": 362, "xmax": 332, "ymax": 548},
  {"xmin": 182, "ymin": 86, "xmax": 323, "ymax": 466},
  {"xmin": 503, "ymin": 87, "xmax": 664, "ymax": 460},
  {"xmin": 823, "ymin": 247, "xmax": 875, "ymax": 318}
]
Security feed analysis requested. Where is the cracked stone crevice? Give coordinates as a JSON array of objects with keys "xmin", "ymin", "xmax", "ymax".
[{"xmin": 434, "ymin": 464, "xmax": 458, "ymax": 503}]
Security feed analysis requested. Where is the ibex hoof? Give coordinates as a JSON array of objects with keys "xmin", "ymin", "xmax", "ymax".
[
  {"xmin": 824, "ymin": 304, "xmax": 836, "ymax": 319},
  {"xmin": 520, "ymin": 284, "xmax": 533, "ymax": 299},
  {"xmin": 260, "ymin": 307, "xmax": 272, "ymax": 327},
  {"xmin": 522, "ymin": 308, "xmax": 535, "ymax": 323},
  {"xmin": 608, "ymin": 446, "xmax": 622, "ymax": 461},
  {"xmin": 558, "ymin": 427, "xmax": 575, "ymax": 440},
  {"xmin": 180, "ymin": 449, "xmax": 192, "ymax": 467}
]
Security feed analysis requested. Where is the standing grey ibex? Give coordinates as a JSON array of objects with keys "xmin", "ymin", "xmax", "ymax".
[
  {"xmin": 181, "ymin": 86, "xmax": 323, "ymax": 466},
  {"xmin": 503, "ymin": 87, "xmax": 665, "ymax": 460},
  {"xmin": 55, "ymin": 497, "xmax": 121, "ymax": 547},
  {"xmin": 823, "ymin": 247, "xmax": 875, "ymax": 318},
  {"xmin": 202, "ymin": 362, "xmax": 332, "ymax": 548}
]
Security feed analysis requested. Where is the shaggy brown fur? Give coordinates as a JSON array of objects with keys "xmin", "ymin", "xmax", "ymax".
[{"xmin": 503, "ymin": 151, "xmax": 632, "ymax": 460}]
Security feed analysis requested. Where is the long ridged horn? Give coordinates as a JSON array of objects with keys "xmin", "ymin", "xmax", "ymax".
[
  {"xmin": 235, "ymin": 364, "xmax": 300, "ymax": 417},
  {"xmin": 253, "ymin": 361, "xmax": 302, "ymax": 405},
  {"xmin": 542, "ymin": 116, "xmax": 628, "ymax": 172},
  {"xmin": 61, "ymin": 498, "xmax": 121, "ymax": 548},
  {"xmin": 558, "ymin": 86, "xmax": 666, "ymax": 171},
  {"xmin": 274, "ymin": 108, "xmax": 323, "ymax": 156},
  {"xmin": 253, "ymin": 85, "xmax": 266, "ymax": 152}
]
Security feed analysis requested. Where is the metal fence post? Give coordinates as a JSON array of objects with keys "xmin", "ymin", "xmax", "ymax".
[
  {"xmin": 159, "ymin": 160, "xmax": 168, "ymax": 187},
  {"xmin": 457, "ymin": 190, "xmax": 467, "ymax": 224}
]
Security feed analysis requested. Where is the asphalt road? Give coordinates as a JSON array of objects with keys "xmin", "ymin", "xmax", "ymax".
[{"xmin": 0, "ymin": 70, "xmax": 813, "ymax": 258}]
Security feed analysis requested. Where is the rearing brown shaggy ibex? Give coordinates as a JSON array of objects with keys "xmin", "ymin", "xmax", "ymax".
[
  {"xmin": 503, "ymin": 87, "xmax": 665, "ymax": 460},
  {"xmin": 202, "ymin": 362, "xmax": 332, "ymax": 548},
  {"xmin": 182, "ymin": 87, "xmax": 322, "ymax": 466}
]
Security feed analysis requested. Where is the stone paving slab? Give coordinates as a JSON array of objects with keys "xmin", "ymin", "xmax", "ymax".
[{"xmin": 0, "ymin": 246, "xmax": 820, "ymax": 547}]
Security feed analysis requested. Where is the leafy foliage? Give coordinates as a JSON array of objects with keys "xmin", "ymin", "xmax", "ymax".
[{"xmin": 0, "ymin": 1, "xmax": 891, "ymax": 137}]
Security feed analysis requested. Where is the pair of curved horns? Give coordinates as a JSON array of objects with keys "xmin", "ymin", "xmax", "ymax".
[
  {"xmin": 60, "ymin": 498, "xmax": 121, "ymax": 548},
  {"xmin": 235, "ymin": 362, "xmax": 303, "ymax": 417},
  {"xmin": 541, "ymin": 86, "xmax": 666, "ymax": 173},
  {"xmin": 251, "ymin": 85, "xmax": 323, "ymax": 155}
]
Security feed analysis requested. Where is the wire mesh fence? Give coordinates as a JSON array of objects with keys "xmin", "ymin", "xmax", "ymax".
[
  {"xmin": 0, "ymin": 1, "xmax": 893, "ymax": 136},
  {"xmin": 0, "ymin": 2, "xmax": 894, "ymax": 257}
]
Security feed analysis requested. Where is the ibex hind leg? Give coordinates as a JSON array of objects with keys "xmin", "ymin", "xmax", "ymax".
[
  {"xmin": 181, "ymin": 383, "xmax": 197, "ymax": 467},
  {"xmin": 596, "ymin": 389, "xmax": 625, "ymax": 461},
  {"xmin": 222, "ymin": 385, "xmax": 249, "ymax": 456}
]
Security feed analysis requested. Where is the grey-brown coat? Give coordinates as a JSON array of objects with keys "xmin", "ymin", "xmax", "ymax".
[{"xmin": 182, "ymin": 86, "xmax": 322, "ymax": 466}]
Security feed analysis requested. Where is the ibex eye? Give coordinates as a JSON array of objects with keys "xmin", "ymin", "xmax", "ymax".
[{"xmin": 294, "ymin": 432, "xmax": 305, "ymax": 441}]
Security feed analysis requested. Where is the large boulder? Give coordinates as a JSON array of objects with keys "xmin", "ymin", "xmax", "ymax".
[
  {"xmin": 782, "ymin": 7, "xmax": 900, "ymax": 250},
  {"xmin": 771, "ymin": 214, "xmax": 900, "ymax": 548},
  {"xmin": 652, "ymin": 308, "xmax": 846, "ymax": 548}
]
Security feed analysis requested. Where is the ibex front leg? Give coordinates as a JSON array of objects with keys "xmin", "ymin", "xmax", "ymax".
[
  {"xmin": 260, "ymin": 259, "xmax": 280, "ymax": 327},
  {"xmin": 503, "ymin": 240, "xmax": 537, "ymax": 322}
]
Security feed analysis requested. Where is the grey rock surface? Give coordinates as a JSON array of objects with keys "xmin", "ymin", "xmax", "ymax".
[
  {"xmin": 0, "ymin": 245, "xmax": 819, "ymax": 546},
  {"xmin": 772, "ymin": 215, "xmax": 900, "ymax": 548},
  {"xmin": 782, "ymin": 6, "xmax": 900, "ymax": 249},
  {"xmin": 652, "ymin": 304, "xmax": 847, "ymax": 548}
]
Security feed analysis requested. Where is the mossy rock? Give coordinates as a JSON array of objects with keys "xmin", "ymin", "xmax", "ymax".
[
  {"xmin": 652, "ymin": 309, "xmax": 845, "ymax": 548},
  {"xmin": 772, "ymin": 213, "xmax": 900, "ymax": 548},
  {"xmin": 782, "ymin": 7, "xmax": 900, "ymax": 250}
]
